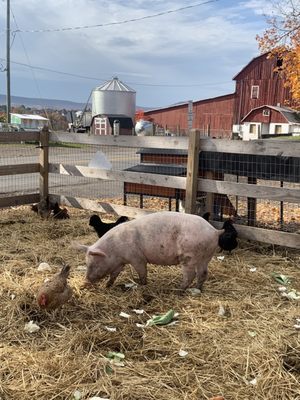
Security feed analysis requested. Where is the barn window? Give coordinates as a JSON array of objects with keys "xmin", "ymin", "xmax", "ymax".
[
  {"xmin": 251, "ymin": 85, "xmax": 259, "ymax": 99},
  {"xmin": 276, "ymin": 58, "xmax": 283, "ymax": 69},
  {"xmin": 249, "ymin": 124, "xmax": 257, "ymax": 134},
  {"xmin": 263, "ymin": 109, "xmax": 270, "ymax": 116},
  {"xmin": 275, "ymin": 125, "xmax": 282, "ymax": 134}
]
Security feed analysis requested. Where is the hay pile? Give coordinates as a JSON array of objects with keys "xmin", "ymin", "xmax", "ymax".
[{"xmin": 0, "ymin": 206, "xmax": 299, "ymax": 400}]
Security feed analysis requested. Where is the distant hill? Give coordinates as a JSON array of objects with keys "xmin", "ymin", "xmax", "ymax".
[{"xmin": 0, "ymin": 94, "xmax": 152, "ymax": 111}]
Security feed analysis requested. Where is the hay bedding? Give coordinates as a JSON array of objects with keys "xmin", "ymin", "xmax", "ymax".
[{"xmin": 0, "ymin": 207, "xmax": 299, "ymax": 400}]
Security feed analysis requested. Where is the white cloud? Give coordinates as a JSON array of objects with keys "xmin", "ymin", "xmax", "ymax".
[{"xmin": 0, "ymin": 0, "xmax": 269, "ymax": 106}]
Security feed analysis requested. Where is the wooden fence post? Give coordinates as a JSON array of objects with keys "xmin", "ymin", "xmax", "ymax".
[
  {"xmin": 185, "ymin": 129, "xmax": 200, "ymax": 214},
  {"xmin": 39, "ymin": 126, "xmax": 49, "ymax": 203}
]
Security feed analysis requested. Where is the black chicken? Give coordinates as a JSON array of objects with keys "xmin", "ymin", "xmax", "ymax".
[
  {"xmin": 218, "ymin": 219, "xmax": 238, "ymax": 253},
  {"xmin": 89, "ymin": 214, "xmax": 129, "ymax": 237},
  {"xmin": 202, "ymin": 212, "xmax": 210, "ymax": 221}
]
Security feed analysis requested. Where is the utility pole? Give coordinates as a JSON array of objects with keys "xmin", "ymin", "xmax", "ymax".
[{"xmin": 6, "ymin": 0, "xmax": 11, "ymax": 123}]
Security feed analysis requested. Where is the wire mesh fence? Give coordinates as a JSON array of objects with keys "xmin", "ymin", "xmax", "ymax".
[
  {"xmin": 48, "ymin": 138, "xmax": 299, "ymax": 234},
  {"xmin": 49, "ymin": 142, "xmax": 187, "ymax": 212},
  {"xmin": 0, "ymin": 141, "xmax": 40, "ymax": 198},
  {"xmin": 0, "ymin": 132, "xmax": 299, "ymax": 240}
]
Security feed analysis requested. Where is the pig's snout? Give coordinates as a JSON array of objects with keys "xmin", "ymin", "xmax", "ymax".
[{"xmin": 85, "ymin": 267, "xmax": 102, "ymax": 284}]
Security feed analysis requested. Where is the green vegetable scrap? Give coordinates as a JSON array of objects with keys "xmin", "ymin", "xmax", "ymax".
[
  {"xmin": 106, "ymin": 351, "xmax": 125, "ymax": 367},
  {"xmin": 272, "ymin": 273, "xmax": 291, "ymax": 285},
  {"xmin": 282, "ymin": 290, "xmax": 300, "ymax": 300},
  {"xmin": 146, "ymin": 309, "xmax": 176, "ymax": 327},
  {"xmin": 106, "ymin": 351, "xmax": 125, "ymax": 362}
]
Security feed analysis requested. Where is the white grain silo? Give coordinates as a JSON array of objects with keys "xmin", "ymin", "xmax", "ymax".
[{"xmin": 92, "ymin": 77, "xmax": 136, "ymax": 120}]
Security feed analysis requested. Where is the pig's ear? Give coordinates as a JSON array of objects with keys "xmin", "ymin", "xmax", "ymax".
[
  {"xmin": 88, "ymin": 249, "xmax": 107, "ymax": 257},
  {"xmin": 71, "ymin": 242, "xmax": 89, "ymax": 252}
]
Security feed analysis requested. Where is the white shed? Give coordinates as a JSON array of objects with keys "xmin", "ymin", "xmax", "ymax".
[
  {"xmin": 10, "ymin": 113, "xmax": 49, "ymax": 131},
  {"xmin": 240, "ymin": 105, "xmax": 300, "ymax": 140}
]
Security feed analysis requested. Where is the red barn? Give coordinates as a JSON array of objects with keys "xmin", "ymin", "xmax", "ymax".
[
  {"xmin": 144, "ymin": 94, "xmax": 235, "ymax": 138},
  {"xmin": 143, "ymin": 102, "xmax": 189, "ymax": 135},
  {"xmin": 193, "ymin": 94, "xmax": 235, "ymax": 138},
  {"xmin": 143, "ymin": 52, "xmax": 295, "ymax": 139},
  {"xmin": 233, "ymin": 53, "xmax": 293, "ymax": 125}
]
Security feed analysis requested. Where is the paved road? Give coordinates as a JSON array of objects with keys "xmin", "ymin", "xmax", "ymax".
[{"xmin": 0, "ymin": 144, "xmax": 140, "ymax": 199}]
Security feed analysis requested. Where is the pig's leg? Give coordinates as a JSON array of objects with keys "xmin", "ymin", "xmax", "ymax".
[
  {"xmin": 131, "ymin": 259, "xmax": 147, "ymax": 285},
  {"xmin": 106, "ymin": 264, "xmax": 124, "ymax": 287},
  {"xmin": 195, "ymin": 264, "xmax": 208, "ymax": 290},
  {"xmin": 180, "ymin": 263, "xmax": 196, "ymax": 290}
]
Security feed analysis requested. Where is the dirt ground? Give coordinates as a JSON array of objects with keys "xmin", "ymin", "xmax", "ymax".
[{"xmin": 0, "ymin": 206, "xmax": 300, "ymax": 400}]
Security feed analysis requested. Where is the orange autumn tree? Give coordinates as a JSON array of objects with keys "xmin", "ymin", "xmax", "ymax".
[{"xmin": 257, "ymin": 0, "xmax": 300, "ymax": 109}]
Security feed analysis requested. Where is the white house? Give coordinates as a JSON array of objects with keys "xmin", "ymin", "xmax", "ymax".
[{"xmin": 240, "ymin": 105, "xmax": 300, "ymax": 140}]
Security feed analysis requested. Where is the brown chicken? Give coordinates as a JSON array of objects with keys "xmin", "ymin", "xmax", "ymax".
[
  {"xmin": 51, "ymin": 202, "xmax": 70, "ymax": 219},
  {"xmin": 37, "ymin": 264, "xmax": 73, "ymax": 310}
]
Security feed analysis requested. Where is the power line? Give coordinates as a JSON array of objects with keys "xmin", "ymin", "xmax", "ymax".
[
  {"xmin": 0, "ymin": 57, "xmax": 232, "ymax": 88},
  {"xmin": 10, "ymin": 0, "xmax": 220, "ymax": 34},
  {"xmin": 9, "ymin": 7, "xmax": 52, "ymax": 126}
]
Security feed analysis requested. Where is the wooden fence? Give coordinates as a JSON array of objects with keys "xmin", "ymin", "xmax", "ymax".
[{"xmin": 0, "ymin": 128, "xmax": 299, "ymax": 249}]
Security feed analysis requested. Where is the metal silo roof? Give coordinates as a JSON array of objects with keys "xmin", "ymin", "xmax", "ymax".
[{"xmin": 96, "ymin": 77, "xmax": 135, "ymax": 92}]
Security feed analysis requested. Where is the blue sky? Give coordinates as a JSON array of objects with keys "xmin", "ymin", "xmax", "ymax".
[{"xmin": 0, "ymin": 0, "xmax": 274, "ymax": 108}]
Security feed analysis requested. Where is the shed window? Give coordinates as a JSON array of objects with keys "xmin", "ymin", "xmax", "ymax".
[
  {"xmin": 251, "ymin": 85, "xmax": 259, "ymax": 99},
  {"xmin": 263, "ymin": 109, "xmax": 270, "ymax": 116},
  {"xmin": 249, "ymin": 124, "xmax": 257, "ymax": 134}
]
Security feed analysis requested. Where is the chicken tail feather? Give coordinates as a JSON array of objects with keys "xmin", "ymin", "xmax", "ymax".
[{"xmin": 60, "ymin": 264, "xmax": 71, "ymax": 278}]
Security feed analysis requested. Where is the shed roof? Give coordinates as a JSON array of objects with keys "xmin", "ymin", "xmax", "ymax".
[
  {"xmin": 11, "ymin": 113, "xmax": 48, "ymax": 121},
  {"xmin": 125, "ymin": 163, "xmax": 187, "ymax": 176},
  {"xmin": 241, "ymin": 105, "xmax": 300, "ymax": 124}
]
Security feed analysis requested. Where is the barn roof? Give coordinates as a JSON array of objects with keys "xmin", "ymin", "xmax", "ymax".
[
  {"xmin": 144, "ymin": 93, "xmax": 235, "ymax": 114},
  {"xmin": 241, "ymin": 105, "xmax": 300, "ymax": 124},
  {"xmin": 232, "ymin": 52, "xmax": 270, "ymax": 81},
  {"xmin": 144, "ymin": 101, "xmax": 189, "ymax": 113}
]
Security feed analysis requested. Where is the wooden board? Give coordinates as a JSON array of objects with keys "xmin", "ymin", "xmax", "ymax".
[
  {"xmin": 49, "ymin": 132, "xmax": 300, "ymax": 157},
  {"xmin": 211, "ymin": 221, "xmax": 300, "ymax": 249},
  {"xmin": 0, "ymin": 193, "xmax": 40, "ymax": 208},
  {"xmin": 49, "ymin": 194, "xmax": 300, "ymax": 249},
  {"xmin": 0, "ymin": 131, "xmax": 40, "ymax": 143},
  {"xmin": 198, "ymin": 178, "xmax": 300, "ymax": 204},
  {"xmin": 199, "ymin": 138, "xmax": 300, "ymax": 157},
  {"xmin": 49, "ymin": 194, "xmax": 153, "ymax": 219},
  {"xmin": 49, "ymin": 163, "xmax": 300, "ymax": 203},
  {"xmin": 49, "ymin": 132, "xmax": 189, "ymax": 150},
  {"xmin": 49, "ymin": 163, "xmax": 187, "ymax": 190},
  {"xmin": 0, "ymin": 164, "xmax": 40, "ymax": 176}
]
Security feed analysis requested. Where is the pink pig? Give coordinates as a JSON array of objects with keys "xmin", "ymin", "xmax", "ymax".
[{"xmin": 75, "ymin": 211, "xmax": 225, "ymax": 290}]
